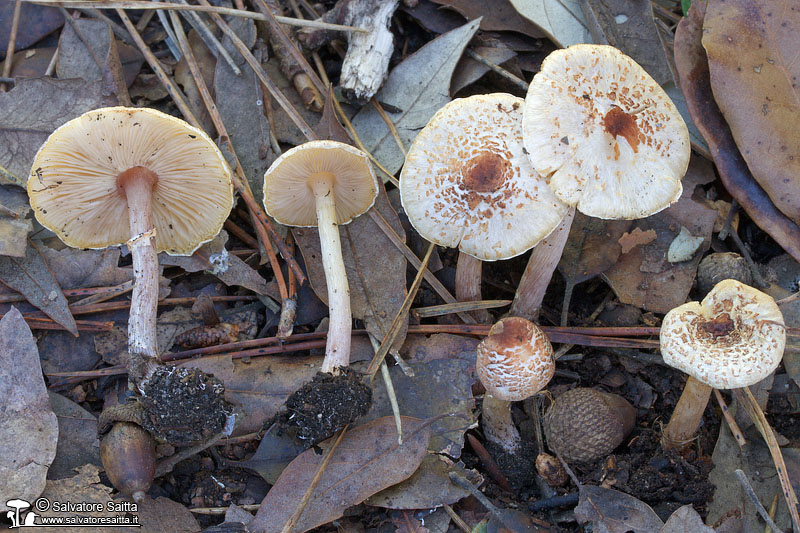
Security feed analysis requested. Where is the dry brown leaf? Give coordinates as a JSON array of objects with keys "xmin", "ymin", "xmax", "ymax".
[
  {"xmin": 618, "ymin": 228, "xmax": 657, "ymax": 254},
  {"xmin": 659, "ymin": 505, "xmax": 713, "ymax": 533},
  {"xmin": 0, "ymin": 183, "xmax": 32, "ymax": 257},
  {"xmin": 0, "ymin": 3, "xmax": 63, "ymax": 55},
  {"xmin": 575, "ymin": 485, "xmax": 664, "ymax": 532},
  {"xmin": 250, "ymin": 416, "xmax": 431, "ymax": 533},
  {"xmin": 451, "ymin": 45, "xmax": 517, "ymax": 94},
  {"xmin": 702, "ymin": 0, "xmax": 800, "ymax": 225},
  {"xmin": 39, "ymin": 246, "xmax": 132, "ymax": 289},
  {"xmin": 0, "ymin": 308, "xmax": 58, "ymax": 509},
  {"xmin": 558, "ymin": 213, "xmax": 632, "ymax": 285},
  {"xmin": 367, "ymin": 454, "xmax": 473, "ymax": 509},
  {"xmin": 47, "ymin": 392, "xmax": 101, "ymax": 481},
  {"xmin": 431, "ymin": 0, "xmax": 544, "ymax": 39}
]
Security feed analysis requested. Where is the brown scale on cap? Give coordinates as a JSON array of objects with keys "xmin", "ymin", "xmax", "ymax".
[{"xmin": 602, "ymin": 106, "xmax": 641, "ymax": 154}]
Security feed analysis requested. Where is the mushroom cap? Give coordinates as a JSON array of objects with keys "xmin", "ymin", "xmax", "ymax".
[
  {"xmin": 522, "ymin": 44, "xmax": 690, "ymax": 219},
  {"xmin": 28, "ymin": 107, "xmax": 233, "ymax": 255},
  {"xmin": 400, "ymin": 93, "xmax": 568, "ymax": 261},
  {"xmin": 263, "ymin": 140, "xmax": 379, "ymax": 227},
  {"xmin": 660, "ymin": 279, "xmax": 786, "ymax": 389},
  {"xmin": 477, "ymin": 317, "xmax": 555, "ymax": 401}
]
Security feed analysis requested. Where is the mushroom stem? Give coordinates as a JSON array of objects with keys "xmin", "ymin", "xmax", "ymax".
[
  {"xmin": 456, "ymin": 252, "xmax": 490, "ymax": 323},
  {"xmin": 309, "ymin": 172, "xmax": 351, "ymax": 374},
  {"xmin": 510, "ymin": 208, "xmax": 575, "ymax": 321},
  {"xmin": 482, "ymin": 394, "xmax": 521, "ymax": 454},
  {"xmin": 118, "ymin": 166, "xmax": 161, "ymax": 388},
  {"xmin": 661, "ymin": 375, "xmax": 712, "ymax": 450}
]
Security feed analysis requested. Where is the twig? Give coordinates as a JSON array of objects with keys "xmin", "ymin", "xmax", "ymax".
[
  {"xmin": 466, "ymin": 433, "xmax": 514, "ymax": 492},
  {"xmin": 174, "ymin": 0, "xmax": 240, "ymax": 75},
  {"xmin": 25, "ymin": 318, "xmax": 113, "ymax": 332},
  {"xmin": 413, "ymin": 300, "xmax": 511, "ymax": 318},
  {"xmin": 714, "ymin": 389, "xmax": 746, "ymax": 448},
  {"xmin": 735, "ymin": 469, "xmax": 784, "ymax": 533},
  {"xmin": 25, "ymin": 0, "xmax": 369, "ymax": 33},
  {"xmin": 718, "ymin": 199, "xmax": 738, "ymax": 241},
  {"xmin": 155, "ymin": 431, "xmax": 227, "ymax": 477},
  {"xmin": 465, "ymin": 48, "xmax": 529, "ymax": 91},
  {"xmin": 1, "ymin": 0, "xmax": 22, "ymax": 92},
  {"xmin": 728, "ymin": 228, "xmax": 770, "ymax": 288},
  {"xmin": 443, "ymin": 503, "xmax": 472, "ymax": 533},
  {"xmin": 189, "ymin": 503, "xmax": 260, "ymax": 514},
  {"xmin": 78, "ymin": 8, "xmax": 134, "ymax": 46},
  {"xmin": 371, "ymin": 98, "xmax": 406, "ymax": 155}
]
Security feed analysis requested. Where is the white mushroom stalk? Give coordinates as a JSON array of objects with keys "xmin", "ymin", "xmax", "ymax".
[
  {"xmin": 476, "ymin": 317, "xmax": 555, "ymax": 454},
  {"xmin": 263, "ymin": 141, "xmax": 379, "ymax": 375},
  {"xmin": 659, "ymin": 279, "xmax": 785, "ymax": 450}
]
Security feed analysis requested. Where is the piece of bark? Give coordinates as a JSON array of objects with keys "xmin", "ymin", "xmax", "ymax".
[{"xmin": 298, "ymin": 0, "xmax": 399, "ymax": 102}]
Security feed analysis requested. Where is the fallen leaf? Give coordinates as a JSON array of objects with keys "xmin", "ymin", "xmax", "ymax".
[
  {"xmin": 559, "ymin": 213, "xmax": 631, "ymax": 285},
  {"xmin": 47, "ymin": 392, "xmax": 101, "ymax": 480},
  {"xmin": 574, "ymin": 485, "xmax": 664, "ymax": 533},
  {"xmin": 0, "ymin": 308, "xmax": 58, "ymax": 509},
  {"xmin": 134, "ymin": 497, "xmax": 202, "ymax": 533},
  {"xmin": 402, "ymin": 1, "xmax": 467, "ymax": 35},
  {"xmin": 674, "ymin": 2, "xmax": 800, "ymax": 263},
  {"xmin": 38, "ymin": 324, "xmax": 102, "ymax": 375},
  {"xmin": 238, "ymin": 425, "xmax": 307, "ymax": 484},
  {"xmin": 618, "ymin": 228, "xmax": 657, "ymax": 254},
  {"xmin": 0, "ymin": 240, "xmax": 77, "ymax": 335},
  {"xmin": 451, "ymin": 45, "xmax": 517, "ymax": 94},
  {"xmin": 508, "ymin": 0, "xmax": 591, "ymax": 47},
  {"xmin": 215, "ymin": 17, "xmax": 275, "ymax": 200},
  {"xmin": 430, "ymin": 0, "xmax": 544, "ymax": 39},
  {"xmin": 351, "ymin": 19, "xmax": 480, "ymax": 177},
  {"xmin": 0, "ymin": 78, "xmax": 116, "ymax": 186},
  {"xmin": 175, "ymin": 29, "xmax": 217, "ymax": 134},
  {"xmin": 39, "ymin": 246, "xmax": 132, "ymax": 289},
  {"xmin": 400, "ymin": 333, "xmax": 479, "ymax": 365},
  {"xmin": 265, "ymin": 57, "xmax": 320, "ymax": 146},
  {"xmin": 367, "ymin": 454, "xmax": 473, "ymax": 509},
  {"xmin": 660, "ymin": 505, "xmax": 713, "ymax": 532},
  {"xmin": 250, "ymin": 416, "xmax": 431, "ymax": 533},
  {"xmin": 0, "ymin": 3, "xmax": 63, "ymax": 58},
  {"xmin": 702, "ymin": 0, "xmax": 800, "ymax": 226},
  {"xmin": 294, "ymin": 187, "xmax": 408, "ymax": 350},
  {"xmin": 666, "ymin": 226, "xmax": 705, "ymax": 263},
  {"xmin": 0, "ymin": 183, "xmax": 32, "ymax": 257},
  {"xmin": 315, "ymin": 86, "xmax": 352, "ymax": 144},
  {"xmin": 391, "ymin": 512, "xmax": 430, "ymax": 532}
]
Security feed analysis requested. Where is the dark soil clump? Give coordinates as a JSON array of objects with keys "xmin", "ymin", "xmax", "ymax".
[
  {"xmin": 278, "ymin": 368, "xmax": 372, "ymax": 446},
  {"xmin": 140, "ymin": 366, "xmax": 231, "ymax": 446},
  {"xmin": 485, "ymin": 440, "xmax": 538, "ymax": 492}
]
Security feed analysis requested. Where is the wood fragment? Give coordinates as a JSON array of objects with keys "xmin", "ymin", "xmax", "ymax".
[{"xmin": 1, "ymin": 0, "xmax": 22, "ymax": 92}]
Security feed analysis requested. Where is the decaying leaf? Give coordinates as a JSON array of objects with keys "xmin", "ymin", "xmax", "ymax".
[
  {"xmin": 452, "ymin": 45, "xmax": 517, "ymax": 94},
  {"xmin": 674, "ymin": 2, "xmax": 800, "ymax": 263},
  {"xmin": 575, "ymin": 485, "xmax": 664, "ymax": 533},
  {"xmin": 702, "ymin": 0, "xmax": 800, "ymax": 226},
  {"xmin": 0, "ymin": 240, "xmax": 77, "ymax": 335},
  {"xmin": 431, "ymin": 0, "xmax": 544, "ymax": 39},
  {"xmin": 558, "ymin": 213, "xmax": 631, "ymax": 286},
  {"xmin": 0, "ymin": 308, "xmax": 59, "ymax": 508},
  {"xmin": 618, "ymin": 228, "xmax": 657, "ymax": 255},
  {"xmin": 39, "ymin": 245, "xmax": 133, "ymax": 289},
  {"xmin": 47, "ymin": 392, "xmax": 101, "ymax": 481},
  {"xmin": 294, "ymin": 187, "xmax": 408, "ymax": 350},
  {"xmin": 0, "ymin": 77, "xmax": 115, "ymax": 186},
  {"xmin": 351, "ymin": 19, "xmax": 480, "ymax": 177},
  {"xmin": 0, "ymin": 3, "xmax": 63, "ymax": 56},
  {"xmin": 0, "ymin": 183, "xmax": 32, "ymax": 257},
  {"xmin": 660, "ymin": 505, "xmax": 713, "ymax": 533},
  {"xmin": 250, "ymin": 416, "xmax": 431, "ymax": 532},
  {"xmin": 367, "ymin": 454, "xmax": 474, "ymax": 509},
  {"xmin": 508, "ymin": 0, "xmax": 591, "ymax": 47}
]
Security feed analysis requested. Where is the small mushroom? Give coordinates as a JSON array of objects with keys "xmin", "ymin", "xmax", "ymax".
[
  {"xmin": 660, "ymin": 279, "xmax": 785, "ymax": 449},
  {"xmin": 400, "ymin": 94, "xmax": 568, "ymax": 321},
  {"xmin": 511, "ymin": 44, "xmax": 691, "ymax": 320},
  {"xmin": 263, "ymin": 140, "xmax": 378, "ymax": 374},
  {"xmin": 28, "ymin": 106, "xmax": 234, "ymax": 387},
  {"xmin": 476, "ymin": 317, "xmax": 555, "ymax": 454}
]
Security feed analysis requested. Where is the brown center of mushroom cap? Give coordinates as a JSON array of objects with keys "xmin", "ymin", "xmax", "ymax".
[
  {"xmin": 698, "ymin": 313, "xmax": 736, "ymax": 338},
  {"xmin": 461, "ymin": 152, "xmax": 510, "ymax": 194},
  {"xmin": 602, "ymin": 106, "xmax": 641, "ymax": 153},
  {"xmin": 116, "ymin": 166, "xmax": 159, "ymax": 199},
  {"xmin": 485, "ymin": 316, "xmax": 532, "ymax": 351}
]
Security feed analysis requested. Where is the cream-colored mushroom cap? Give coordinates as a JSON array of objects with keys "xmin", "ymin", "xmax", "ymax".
[
  {"xmin": 400, "ymin": 93, "xmax": 568, "ymax": 261},
  {"xmin": 477, "ymin": 317, "xmax": 555, "ymax": 401},
  {"xmin": 27, "ymin": 107, "xmax": 233, "ymax": 255},
  {"xmin": 263, "ymin": 140, "xmax": 379, "ymax": 227},
  {"xmin": 522, "ymin": 44, "xmax": 689, "ymax": 219},
  {"xmin": 660, "ymin": 279, "xmax": 785, "ymax": 389}
]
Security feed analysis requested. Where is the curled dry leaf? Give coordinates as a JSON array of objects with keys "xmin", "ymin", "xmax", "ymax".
[
  {"xmin": 0, "ymin": 308, "xmax": 58, "ymax": 509},
  {"xmin": 575, "ymin": 485, "xmax": 665, "ymax": 533},
  {"xmin": 674, "ymin": 2, "xmax": 800, "ymax": 263},
  {"xmin": 250, "ymin": 416, "xmax": 431, "ymax": 533}
]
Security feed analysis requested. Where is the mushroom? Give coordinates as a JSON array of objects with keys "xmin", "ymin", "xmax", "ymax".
[
  {"xmin": 510, "ymin": 44, "xmax": 690, "ymax": 320},
  {"xmin": 28, "ymin": 106, "xmax": 234, "ymax": 388},
  {"xmin": 263, "ymin": 140, "xmax": 378, "ymax": 374},
  {"xmin": 400, "ymin": 93, "xmax": 568, "ymax": 320},
  {"xmin": 476, "ymin": 316, "xmax": 555, "ymax": 454},
  {"xmin": 660, "ymin": 279, "xmax": 785, "ymax": 449}
]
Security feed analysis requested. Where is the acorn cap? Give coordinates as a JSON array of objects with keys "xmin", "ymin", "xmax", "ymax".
[
  {"xmin": 522, "ymin": 44, "xmax": 689, "ymax": 219},
  {"xmin": 476, "ymin": 317, "xmax": 555, "ymax": 401},
  {"xmin": 28, "ymin": 107, "xmax": 234, "ymax": 255},
  {"xmin": 400, "ymin": 93, "xmax": 568, "ymax": 261},
  {"xmin": 660, "ymin": 279, "xmax": 786, "ymax": 389},
  {"xmin": 263, "ymin": 140, "xmax": 379, "ymax": 227}
]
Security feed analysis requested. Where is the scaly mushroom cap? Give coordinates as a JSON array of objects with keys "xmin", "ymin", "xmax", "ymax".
[
  {"xmin": 477, "ymin": 317, "xmax": 555, "ymax": 401},
  {"xmin": 522, "ymin": 44, "xmax": 690, "ymax": 219},
  {"xmin": 400, "ymin": 93, "xmax": 568, "ymax": 261},
  {"xmin": 660, "ymin": 279, "xmax": 785, "ymax": 389},
  {"xmin": 263, "ymin": 140, "xmax": 379, "ymax": 227},
  {"xmin": 28, "ymin": 107, "xmax": 233, "ymax": 255}
]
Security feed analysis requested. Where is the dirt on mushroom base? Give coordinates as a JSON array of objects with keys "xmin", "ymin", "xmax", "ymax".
[{"xmin": 277, "ymin": 368, "xmax": 372, "ymax": 445}]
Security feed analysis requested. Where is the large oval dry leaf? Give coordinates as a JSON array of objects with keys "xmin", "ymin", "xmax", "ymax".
[
  {"xmin": 0, "ymin": 307, "xmax": 58, "ymax": 509},
  {"xmin": 702, "ymin": 0, "xmax": 800, "ymax": 226},
  {"xmin": 250, "ymin": 416, "xmax": 430, "ymax": 533},
  {"xmin": 508, "ymin": 0, "xmax": 591, "ymax": 47}
]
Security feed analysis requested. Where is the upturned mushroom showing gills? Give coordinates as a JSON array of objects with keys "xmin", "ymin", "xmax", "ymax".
[
  {"xmin": 659, "ymin": 279, "xmax": 785, "ymax": 450},
  {"xmin": 263, "ymin": 140, "xmax": 379, "ymax": 374},
  {"xmin": 28, "ymin": 107, "xmax": 234, "ymax": 388},
  {"xmin": 400, "ymin": 93, "xmax": 567, "ymax": 319},
  {"xmin": 476, "ymin": 317, "xmax": 555, "ymax": 454}
]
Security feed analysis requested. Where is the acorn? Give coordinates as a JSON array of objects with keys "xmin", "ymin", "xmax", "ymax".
[
  {"xmin": 100, "ymin": 422, "xmax": 156, "ymax": 501},
  {"xmin": 543, "ymin": 388, "xmax": 636, "ymax": 463},
  {"xmin": 697, "ymin": 252, "xmax": 752, "ymax": 296},
  {"xmin": 535, "ymin": 453, "xmax": 568, "ymax": 487}
]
